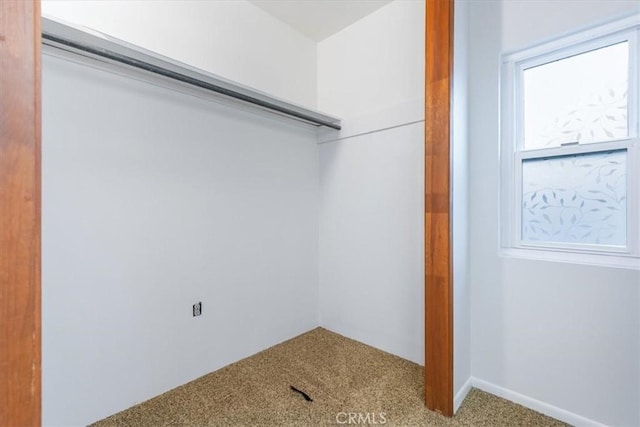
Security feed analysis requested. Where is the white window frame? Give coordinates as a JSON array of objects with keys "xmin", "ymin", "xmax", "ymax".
[{"xmin": 500, "ymin": 15, "xmax": 640, "ymax": 270}]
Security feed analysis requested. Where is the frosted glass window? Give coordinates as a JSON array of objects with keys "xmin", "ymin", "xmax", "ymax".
[
  {"xmin": 522, "ymin": 150, "xmax": 627, "ymax": 246},
  {"xmin": 523, "ymin": 42, "xmax": 629, "ymax": 149}
]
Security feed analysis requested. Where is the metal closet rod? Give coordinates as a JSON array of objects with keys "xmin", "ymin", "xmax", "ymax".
[{"xmin": 41, "ymin": 32, "xmax": 342, "ymax": 131}]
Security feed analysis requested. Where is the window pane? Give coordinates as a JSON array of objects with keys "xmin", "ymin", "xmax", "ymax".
[
  {"xmin": 523, "ymin": 42, "xmax": 629, "ymax": 150},
  {"xmin": 522, "ymin": 150, "xmax": 627, "ymax": 246}
]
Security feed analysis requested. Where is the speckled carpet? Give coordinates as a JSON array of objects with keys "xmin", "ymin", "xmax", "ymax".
[{"xmin": 92, "ymin": 328, "xmax": 567, "ymax": 426}]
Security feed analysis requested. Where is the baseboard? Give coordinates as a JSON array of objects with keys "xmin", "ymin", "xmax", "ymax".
[
  {"xmin": 453, "ymin": 377, "xmax": 472, "ymax": 414},
  {"xmin": 470, "ymin": 377, "xmax": 607, "ymax": 427}
]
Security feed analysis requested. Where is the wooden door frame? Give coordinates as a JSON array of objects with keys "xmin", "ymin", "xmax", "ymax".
[
  {"xmin": 0, "ymin": 1, "xmax": 42, "ymax": 425},
  {"xmin": 425, "ymin": 0, "xmax": 454, "ymax": 417}
]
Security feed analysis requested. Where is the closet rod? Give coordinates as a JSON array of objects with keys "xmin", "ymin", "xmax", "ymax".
[{"xmin": 41, "ymin": 30, "xmax": 342, "ymax": 131}]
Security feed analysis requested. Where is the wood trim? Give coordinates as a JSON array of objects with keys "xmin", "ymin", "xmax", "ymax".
[
  {"xmin": 424, "ymin": 0, "xmax": 454, "ymax": 417},
  {"xmin": 0, "ymin": 1, "xmax": 42, "ymax": 425}
]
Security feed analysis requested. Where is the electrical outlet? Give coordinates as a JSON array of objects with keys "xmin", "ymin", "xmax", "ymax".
[{"xmin": 193, "ymin": 302, "xmax": 202, "ymax": 317}]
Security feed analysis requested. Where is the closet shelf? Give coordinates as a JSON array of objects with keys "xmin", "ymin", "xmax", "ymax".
[{"xmin": 42, "ymin": 17, "xmax": 342, "ymax": 130}]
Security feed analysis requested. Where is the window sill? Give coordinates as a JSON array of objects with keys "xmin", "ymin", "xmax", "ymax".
[{"xmin": 500, "ymin": 247, "xmax": 640, "ymax": 270}]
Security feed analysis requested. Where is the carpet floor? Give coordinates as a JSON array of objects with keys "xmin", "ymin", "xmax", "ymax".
[{"xmin": 92, "ymin": 328, "xmax": 567, "ymax": 426}]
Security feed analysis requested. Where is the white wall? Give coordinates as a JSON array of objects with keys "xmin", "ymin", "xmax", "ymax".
[
  {"xmin": 317, "ymin": 0, "xmax": 426, "ymax": 365},
  {"xmin": 318, "ymin": 123, "xmax": 425, "ymax": 364},
  {"xmin": 452, "ymin": 0, "xmax": 471, "ymax": 412},
  {"xmin": 469, "ymin": 1, "xmax": 640, "ymax": 426},
  {"xmin": 317, "ymin": 0, "xmax": 425, "ymax": 125},
  {"xmin": 41, "ymin": 0, "xmax": 318, "ymax": 109},
  {"xmin": 42, "ymin": 54, "xmax": 319, "ymax": 426}
]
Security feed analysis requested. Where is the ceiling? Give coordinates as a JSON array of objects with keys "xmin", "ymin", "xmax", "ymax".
[{"xmin": 248, "ymin": 0, "xmax": 393, "ymax": 42}]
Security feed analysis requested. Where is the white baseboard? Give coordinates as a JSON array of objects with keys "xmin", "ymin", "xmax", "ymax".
[
  {"xmin": 470, "ymin": 377, "xmax": 607, "ymax": 427},
  {"xmin": 454, "ymin": 377, "xmax": 472, "ymax": 414}
]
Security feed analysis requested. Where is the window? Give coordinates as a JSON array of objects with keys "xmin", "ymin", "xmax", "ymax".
[{"xmin": 501, "ymin": 16, "xmax": 640, "ymax": 268}]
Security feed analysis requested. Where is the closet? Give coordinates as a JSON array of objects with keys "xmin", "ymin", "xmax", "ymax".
[{"xmin": 42, "ymin": 17, "xmax": 339, "ymax": 425}]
